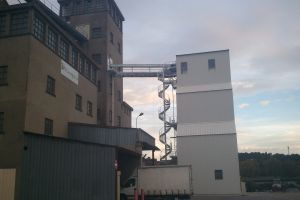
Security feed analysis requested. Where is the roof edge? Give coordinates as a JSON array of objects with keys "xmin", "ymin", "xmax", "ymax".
[{"xmin": 176, "ymin": 49, "xmax": 229, "ymax": 57}]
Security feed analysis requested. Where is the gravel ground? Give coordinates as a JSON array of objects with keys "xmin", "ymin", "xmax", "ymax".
[{"xmin": 191, "ymin": 192, "xmax": 300, "ymax": 200}]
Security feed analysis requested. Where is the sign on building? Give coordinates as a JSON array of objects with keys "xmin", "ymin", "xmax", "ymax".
[
  {"xmin": 61, "ymin": 60, "xmax": 79, "ymax": 85},
  {"xmin": 75, "ymin": 24, "xmax": 90, "ymax": 39}
]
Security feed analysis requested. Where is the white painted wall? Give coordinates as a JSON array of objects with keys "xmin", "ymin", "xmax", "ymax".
[
  {"xmin": 176, "ymin": 50, "xmax": 241, "ymax": 195},
  {"xmin": 177, "ymin": 134, "xmax": 240, "ymax": 195},
  {"xmin": 176, "ymin": 50, "xmax": 232, "ymax": 88},
  {"xmin": 177, "ymin": 90, "xmax": 235, "ymax": 124}
]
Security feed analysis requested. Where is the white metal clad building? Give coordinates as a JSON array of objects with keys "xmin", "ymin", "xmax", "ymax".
[{"xmin": 176, "ymin": 50, "xmax": 241, "ymax": 195}]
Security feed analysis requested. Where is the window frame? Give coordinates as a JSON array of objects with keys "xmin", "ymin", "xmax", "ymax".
[
  {"xmin": 85, "ymin": 61, "xmax": 91, "ymax": 79},
  {"xmin": 59, "ymin": 38, "xmax": 69, "ymax": 61},
  {"xmin": 180, "ymin": 62, "xmax": 188, "ymax": 74},
  {"xmin": 79, "ymin": 56, "xmax": 85, "ymax": 73},
  {"xmin": 214, "ymin": 169, "xmax": 223, "ymax": 180},
  {"xmin": 33, "ymin": 15, "xmax": 45, "ymax": 41},
  {"xmin": 75, "ymin": 94, "xmax": 82, "ymax": 111},
  {"xmin": 46, "ymin": 75, "xmax": 56, "ymax": 96},
  {"xmin": 44, "ymin": 118, "xmax": 53, "ymax": 136},
  {"xmin": 87, "ymin": 101, "xmax": 93, "ymax": 116},
  {"xmin": 10, "ymin": 12, "xmax": 28, "ymax": 35},
  {"xmin": 71, "ymin": 48, "xmax": 79, "ymax": 69},
  {"xmin": 0, "ymin": 65, "xmax": 8, "ymax": 86},
  {"xmin": 47, "ymin": 28, "xmax": 58, "ymax": 52},
  {"xmin": 0, "ymin": 15, "xmax": 7, "ymax": 35},
  {"xmin": 208, "ymin": 59, "xmax": 216, "ymax": 70}
]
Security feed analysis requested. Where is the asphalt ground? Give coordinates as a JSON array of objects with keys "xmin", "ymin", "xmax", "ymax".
[{"xmin": 191, "ymin": 192, "xmax": 300, "ymax": 200}]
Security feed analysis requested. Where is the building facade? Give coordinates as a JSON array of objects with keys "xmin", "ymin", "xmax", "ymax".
[
  {"xmin": 58, "ymin": 0, "xmax": 131, "ymax": 127},
  {"xmin": 176, "ymin": 50, "xmax": 241, "ymax": 195},
  {"xmin": 0, "ymin": 0, "xmax": 132, "ymax": 166}
]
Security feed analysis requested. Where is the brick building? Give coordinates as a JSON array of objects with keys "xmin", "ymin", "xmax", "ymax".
[{"xmin": 0, "ymin": 0, "xmax": 132, "ymax": 167}]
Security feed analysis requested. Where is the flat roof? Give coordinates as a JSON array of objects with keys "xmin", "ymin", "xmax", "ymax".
[
  {"xmin": 0, "ymin": 1, "xmax": 88, "ymax": 42},
  {"xmin": 24, "ymin": 131, "xmax": 140, "ymax": 156},
  {"xmin": 176, "ymin": 49, "xmax": 229, "ymax": 57}
]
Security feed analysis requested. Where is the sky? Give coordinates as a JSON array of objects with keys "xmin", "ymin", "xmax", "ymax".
[
  {"xmin": 113, "ymin": 0, "xmax": 300, "ymax": 156},
  {"xmin": 44, "ymin": 0, "xmax": 300, "ymax": 156}
]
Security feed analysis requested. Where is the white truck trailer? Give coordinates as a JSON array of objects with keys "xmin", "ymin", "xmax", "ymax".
[{"xmin": 121, "ymin": 165, "xmax": 192, "ymax": 200}]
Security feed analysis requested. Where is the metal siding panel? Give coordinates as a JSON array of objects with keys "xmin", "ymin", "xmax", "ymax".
[
  {"xmin": 20, "ymin": 134, "xmax": 116, "ymax": 200},
  {"xmin": 69, "ymin": 125, "xmax": 155, "ymax": 149}
]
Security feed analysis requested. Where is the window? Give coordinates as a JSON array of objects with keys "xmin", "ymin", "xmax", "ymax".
[
  {"xmin": 117, "ymin": 90, "xmax": 122, "ymax": 101},
  {"xmin": 181, "ymin": 62, "xmax": 188, "ymax": 74},
  {"xmin": 87, "ymin": 101, "xmax": 93, "ymax": 116},
  {"xmin": 44, "ymin": 118, "xmax": 53, "ymax": 135},
  {"xmin": 59, "ymin": 39, "xmax": 69, "ymax": 61},
  {"xmin": 79, "ymin": 56, "xmax": 85, "ymax": 73},
  {"xmin": 47, "ymin": 28, "xmax": 58, "ymax": 51},
  {"xmin": 0, "ymin": 66, "xmax": 8, "ymax": 85},
  {"xmin": 91, "ymin": 27, "xmax": 102, "ymax": 38},
  {"xmin": 46, "ymin": 76, "xmax": 55, "ymax": 96},
  {"xmin": 109, "ymin": 75, "xmax": 113, "ymax": 95},
  {"xmin": 0, "ymin": 112, "xmax": 4, "ymax": 134},
  {"xmin": 10, "ymin": 12, "xmax": 28, "ymax": 34},
  {"xmin": 85, "ymin": 61, "xmax": 91, "ymax": 79},
  {"xmin": 124, "ymin": 178, "xmax": 136, "ymax": 188},
  {"xmin": 33, "ymin": 16, "xmax": 45, "ymax": 41},
  {"xmin": 71, "ymin": 48, "xmax": 78, "ymax": 69},
  {"xmin": 215, "ymin": 170, "xmax": 223, "ymax": 180},
  {"xmin": 97, "ymin": 80, "xmax": 101, "ymax": 92},
  {"xmin": 75, "ymin": 94, "xmax": 82, "ymax": 111},
  {"xmin": 91, "ymin": 65, "xmax": 97, "ymax": 82},
  {"xmin": 0, "ymin": 15, "xmax": 6, "ymax": 35},
  {"xmin": 109, "ymin": 110, "xmax": 112, "ymax": 122},
  {"xmin": 208, "ymin": 59, "xmax": 216, "ymax": 70},
  {"xmin": 92, "ymin": 54, "xmax": 101, "ymax": 64},
  {"xmin": 110, "ymin": 32, "xmax": 114, "ymax": 44},
  {"xmin": 117, "ymin": 42, "xmax": 121, "ymax": 54},
  {"xmin": 97, "ymin": 109, "xmax": 100, "ymax": 120},
  {"xmin": 117, "ymin": 116, "xmax": 121, "ymax": 127}
]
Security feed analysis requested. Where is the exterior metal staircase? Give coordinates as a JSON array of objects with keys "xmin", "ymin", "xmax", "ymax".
[
  {"xmin": 108, "ymin": 63, "xmax": 177, "ymax": 160},
  {"xmin": 158, "ymin": 71, "xmax": 177, "ymax": 160}
]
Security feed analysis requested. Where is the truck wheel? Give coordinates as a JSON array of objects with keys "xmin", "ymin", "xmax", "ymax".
[{"xmin": 120, "ymin": 194, "xmax": 127, "ymax": 200}]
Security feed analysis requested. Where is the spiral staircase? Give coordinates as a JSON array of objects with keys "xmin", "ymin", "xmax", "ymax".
[
  {"xmin": 158, "ymin": 73, "xmax": 177, "ymax": 160},
  {"xmin": 108, "ymin": 63, "xmax": 177, "ymax": 160}
]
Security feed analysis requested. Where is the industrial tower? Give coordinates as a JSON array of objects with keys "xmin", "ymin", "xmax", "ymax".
[{"xmin": 110, "ymin": 50, "xmax": 241, "ymax": 195}]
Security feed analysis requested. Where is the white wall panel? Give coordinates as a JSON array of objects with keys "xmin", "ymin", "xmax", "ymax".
[
  {"xmin": 177, "ymin": 135, "xmax": 241, "ymax": 195},
  {"xmin": 177, "ymin": 82, "xmax": 232, "ymax": 94},
  {"xmin": 177, "ymin": 121, "xmax": 236, "ymax": 136},
  {"xmin": 177, "ymin": 90, "xmax": 235, "ymax": 124}
]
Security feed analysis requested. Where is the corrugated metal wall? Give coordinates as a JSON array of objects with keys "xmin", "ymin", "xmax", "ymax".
[
  {"xmin": 69, "ymin": 125, "xmax": 155, "ymax": 148},
  {"xmin": 19, "ymin": 134, "xmax": 116, "ymax": 200},
  {"xmin": 0, "ymin": 168, "xmax": 16, "ymax": 200}
]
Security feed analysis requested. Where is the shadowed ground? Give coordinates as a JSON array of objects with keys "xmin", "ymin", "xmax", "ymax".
[{"xmin": 192, "ymin": 192, "xmax": 300, "ymax": 200}]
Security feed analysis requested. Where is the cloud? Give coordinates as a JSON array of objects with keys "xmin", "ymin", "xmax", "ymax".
[
  {"xmin": 239, "ymin": 103, "xmax": 250, "ymax": 109},
  {"xmin": 259, "ymin": 100, "xmax": 270, "ymax": 107},
  {"xmin": 237, "ymin": 118, "xmax": 300, "ymax": 154}
]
